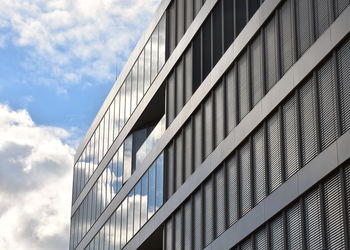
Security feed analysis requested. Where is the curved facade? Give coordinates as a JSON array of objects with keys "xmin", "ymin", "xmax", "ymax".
[{"xmin": 69, "ymin": 0, "xmax": 350, "ymax": 249}]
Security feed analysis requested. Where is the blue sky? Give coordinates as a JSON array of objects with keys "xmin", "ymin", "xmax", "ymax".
[{"xmin": 0, "ymin": 0, "xmax": 160, "ymax": 249}]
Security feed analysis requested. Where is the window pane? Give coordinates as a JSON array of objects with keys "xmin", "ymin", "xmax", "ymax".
[
  {"xmin": 286, "ymin": 202, "xmax": 302, "ymax": 249},
  {"xmin": 123, "ymin": 136, "xmax": 132, "ymax": 182},
  {"xmin": 119, "ymin": 84, "xmax": 126, "ymax": 128},
  {"xmin": 138, "ymin": 52, "xmax": 144, "ymax": 103},
  {"xmin": 109, "ymin": 101, "xmax": 115, "ymax": 146},
  {"xmin": 155, "ymin": 153, "xmax": 164, "ymax": 210},
  {"xmin": 185, "ymin": 0, "xmax": 193, "ymax": 29},
  {"xmin": 184, "ymin": 198, "xmax": 192, "ymax": 250},
  {"xmin": 270, "ymin": 215, "xmax": 284, "ymax": 249},
  {"xmin": 227, "ymin": 153, "xmax": 238, "ymax": 226},
  {"xmin": 167, "ymin": 71, "xmax": 176, "ymax": 126},
  {"xmin": 193, "ymin": 32, "xmax": 202, "ymax": 91},
  {"xmin": 166, "ymin": 142, "xmax": 175, "ymax": 199},
  {"xmin": 204, "ymin": 178, "xmax": 214, "ymax": 246},
  {"xmin": 120, "ymin": 199, "xmax": 128, "ymax": 248},
  {"xmin": 117, "ymin": 144, "xmax": 124, "ymax": 189},
  {"xmin": 158, "ymin": 14, "xmax": 166, "ymax": 69},
  {"xmin": 131, "ymin": 63, "xmax": 138, "ymax": 113},
  {"xmin": 215, "ymin": 166, "xmax": 226, "ymax": 236},
  {"xmin": 184, "ymin": 121, "xmax": 193, "ymax": 180},
  {"xmin": 314, "ymin": 0, "xmax": 331, "ymax": 39},
  {"xmin": 151, "ymin": 26, "xmax": 158, "ymax": 83},
  {"xmin": 305, "ymin": 188, "xmax": 323, "ymax": 249},
  {"xmin": 224, "ymin": 0, "xmax": 234, "ymax": 51},
  {"xmin": 194, "ymin": 108, "xmax": 203, "ymax": 168},
  {"xmin": 144, "ymin": 40, "xmax": 151, "ymax": 92},
  {"xmin": 134, "ymin": 183, "xmax": 141, "ymax": 234},
  {"xmin": 140, "ymin": 172, "xmax": 148, "ymax": 227},
  {"xmin": 194, "ymin": 0, "xmax": 202, "ymax": 16},
  {"xmin": 193, "ymin": 189, "xmax": 203, "ymax": 250},
  {"xmin": 175, "ymin": 208, "xmax": 183, "ymax": 250},
  {"xmin": 239, "ymin": 140, "xmax": 251, "ymax": 216},
  {"xmin": 338, "ymin": 39, "xmax": 350, "ymax": 133},
  {"xmin": 248, "ymin": 0, "xmax": 260, "ymax": 18},
  {"xmin": 148, "ymin": 164, "xmax": 156, "ymax": 218},
  {"xmin": 125, "ymin": 75, "xmax": 132, "ymax": 121},
  {"xmin": 168, "ymin": 1, "xmax": 176, "ymax": 55},
  {"xmin": 127, "ymin": 189, "xmax": 134, "ymax": 241}
]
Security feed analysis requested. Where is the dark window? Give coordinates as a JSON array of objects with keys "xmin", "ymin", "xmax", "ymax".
[
  {"xmin": 212, "ymin": 1, "xmax": 223, "ymax": 66},
  {"xmin": 335, "ymin": 0, "xmax": 349, "ymax": 17},
  {"xmin": 235, "ymin": 0, "xmax": 247, "ymax": 36},
  {"xmin": 248, "ymin": 0, "xmax": 260, "ymax": 18},
  {"xmin": 202, "ymin": 17, "xmax": 212, "ymax": 80},
  {"xmin": 193, "ymin": 33, "xmax": 202, "ymax": 91},
  {"xmin": 223, "ymin": 0, "xmax": 234, "ymax": 51}
]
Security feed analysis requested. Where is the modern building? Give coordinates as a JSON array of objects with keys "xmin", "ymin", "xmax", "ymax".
[{"xmin": 69, "ymin": 0, "xmax": 350, "ymax": 249}]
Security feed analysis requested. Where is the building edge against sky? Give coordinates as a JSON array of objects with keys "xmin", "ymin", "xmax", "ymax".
[{"xmin": 70, "ymin": 0, "xmax": 350, "ymax": 249}]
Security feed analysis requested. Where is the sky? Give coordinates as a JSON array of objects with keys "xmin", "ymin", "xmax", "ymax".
[{"xmin": 0, "ymin": 0, "xmax": 160, "ymax": 249}]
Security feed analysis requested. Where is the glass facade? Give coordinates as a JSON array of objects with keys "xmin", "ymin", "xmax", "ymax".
[{"xmin": 70, "ymin": 0, "xmax": 350, "ymax": 249}]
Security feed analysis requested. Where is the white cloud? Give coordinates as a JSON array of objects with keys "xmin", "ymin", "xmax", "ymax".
[
  {"xmin": 0, "ymin": 104, "xmax": 76, "ymax": 250},
  {"xmin": 0, "ymin": 0, "xmax": 161, "ymax": 92}
]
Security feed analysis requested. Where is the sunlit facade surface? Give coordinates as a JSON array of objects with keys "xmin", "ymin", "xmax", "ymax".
[{"xmin": 70, "ymin": 0, "xmax": 350, "ymax": 249}]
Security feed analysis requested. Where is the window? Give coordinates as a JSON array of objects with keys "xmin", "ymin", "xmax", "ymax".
[
  {"xmin": 176, "ymin": 58, "xmax": 184, "ymax": 115},
  {"xmin": 224, "ymin": 0, "xmax": 234, "ymax": 51},
  {"xmin": 338, "ymin": 39, "xmax": 350, "ymax": 133},
  {"xmin": 148, "ymin": 164, "xmax": 156, "ymax": 219},
  {"xmin": 227, "ymin": 153, "xmax": 238, "ymax": 226},
  {"xmin": 193, "ymin": 33, "xmax": 202, "ymax": 91},
  {"xmin": 185, "ymin": 0, "xmax": 193, "ymax": 30},
  {"xmin": 127, "ymin": 189, "xmax": 134, "ymax": 241},
  {"xmin": 184, "ymin": 120, "xmax": 193, "ymax": 179},
  {"xmin": 158, "ymin": 15, "xmax": 166, "ymax": 69},
  {"xmin": 194, "ymin": 108, "xmax": 203, "ymax": 168},
  {"xmin": 204, "ymin": 95, "xmax": 214, "ymax": 158},
  {"xmin": 119, "ymin": 84, "xmax": 126, "ymax": 128},
  {"xmin": 137, "ymin": 53, "xmax": 144, "ymax": 104},
  {"xmin": 194, "ymin": 189, "xmax": 203, "ymax": 250},
  {"xmin": 235, "ymin": 0, "xmax": 247, "ymax": 36},
  {"xmin": 169, "ymin": 1, "xmax": 176, "ymax": 55},
  {"xmin": 177, "ymin": 0, "xmax": 185, "ymax": 43},
  {"xmin": 167, "ymin": 71, "xmax": 176, "ymax": 126},
  {"xmin": 184, "ymin": 199, "xmax": 192, "ymax": 250},
  {"xmin": 123, "ymin": 136, "xmax": 132, "ymax": 182},
  {"xmin": 314, "ymin": 0, "xmax": 331, "ymax": 39},
  {"xmin": 270, "ymin": 215, "xmax": 284, "ymax": 249},
  {"xmin": 120, "ymin": 199, "xmax": 128, "ymax": 248},
  {"xmin": 140, "ymin": 172, "xmax": 148, "ymax": 227},
  {"xmin": 175, "ymin": 132, "xmax": 183, "ymax": 190},
  {"xmin": 125, "ymin": 75, "xmax": 132, "ymax": 121},
  {"xmin": 212, "ymin": 1, "xmax": 223, "ymax": 66},
  {"xmin": 185, "ymin": 46, "xmax": 193, "ymax": 102},
  {"xmin": 117, "ymin": 144, "xmax": 124, "ymax": 189},
  {"xmin": 202, "ymin": 17, "xmax": 212, "ymax": 80},
  {"xmin": 131, "ymin": 63, "xmax": 138, "ymax": 113},
  {"xmin": 286, "ymin": 202, "xmax": 303, "ymax": 249},
  {"xmin": 252, "ymin": 127, "xmax": 266, "ymax": 205},
  {"xmin": 155, "ymin": 154, "xmax": 164, "ymax": 210},
  {"xmin": 115, "ymin": 207, "xmax": 121, "ymax": 250},
  {"xmin": 133, "ymin": 183, "xmax": 141, "ymax": 234},
  {"xmin": 175, "ymin": 208, "xmax": 183, "ymax": 250},
  {"xmin": 204, "ymin": 178, "xmax": 214, "ymax": 246},
  {"xmin": 151, "ymin": 27, "xmax": 158, "ymax": 83},
  {"xmin": 165, "ymin": 218, "xmax": 173, "ymax": 250},
  {"xmin": 166, "ymin": 142, "xmax": 175, "ymax": 198},
  {"xmin": 215, "ymin": 166, "xmax": 226, "ymax": 236}
]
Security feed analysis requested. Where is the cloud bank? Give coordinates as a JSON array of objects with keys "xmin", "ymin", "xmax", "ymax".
[
  {"xmin": 0, "ymin": 0, "xmax": 161, "ymax": 92},
  {"xmin": 0, "ymin": 104, "xmax": 75, "ymax": 250}
]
